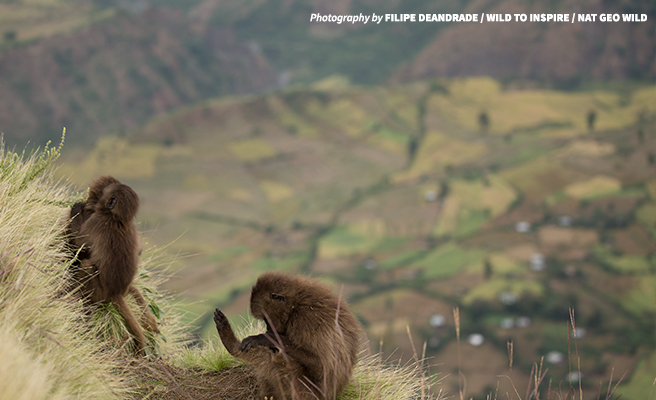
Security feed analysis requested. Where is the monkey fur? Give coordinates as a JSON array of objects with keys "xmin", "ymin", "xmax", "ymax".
[
  {"xmin": 214, "ymin": 272, "xmax": 361, "ymax": 400},
  {"xmin": 66, "ymin": 175, "xmax": 158, "ymax": 356}
]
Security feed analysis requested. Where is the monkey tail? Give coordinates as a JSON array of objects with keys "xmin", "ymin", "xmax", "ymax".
[{"xmin": 112, "ymin": 295, "xmax": 146, "ymax": 357}]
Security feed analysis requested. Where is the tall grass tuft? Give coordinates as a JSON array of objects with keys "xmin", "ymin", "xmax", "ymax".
[
  {"xmin": 174, "ymin": 318, "xmax": 265, "ymax": 371},
  {"xmin": 0, "ymin": 135, "xmax": 188, "ymax": 399},
  {"xmin": 339, "ymin": 351, "xmax": 437, "ymax": 400},
  {"xmin": 0, "ymin": 136, "xmax": 127, "ymax": 399}
]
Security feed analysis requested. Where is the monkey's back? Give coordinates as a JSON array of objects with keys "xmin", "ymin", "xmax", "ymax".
[
  {"xmin": 80, "ymin": 213, "xmax": 140, "ymax": 300},
  {"xmin": 286, "ymin": 283, "xmax": 360, "ymax": 398}
]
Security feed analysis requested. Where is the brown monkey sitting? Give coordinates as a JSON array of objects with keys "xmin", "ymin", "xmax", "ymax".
[
  {"xmin": 214, "ymin": 272, "xmax": 361, "ymax": 400},
  {"xmin": 66, "ymin": 175, "xmax": 158, "ymax": 356},
  {"xmin": 65, "ymin": 176, "xmax": 120, "ymax": 265}
]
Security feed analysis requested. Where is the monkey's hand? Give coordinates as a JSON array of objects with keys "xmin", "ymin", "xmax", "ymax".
[
  {"xmin": 214, "ymin": 309, "xmax": 241, "ymax": 356},
  {"xmin": 70, "ymin": 201, "xmax": 85, "ymax": 218},
  {"xmin": 213, "ymin": 309, "xmax": 230, "ymax": 333},
  {"xmin": 240, "ymin": 334, "xmax": 279, "ymax": 353},
  {"xmin": 141, "ymin": 311, "xmax": 159, "ymax": 333}
]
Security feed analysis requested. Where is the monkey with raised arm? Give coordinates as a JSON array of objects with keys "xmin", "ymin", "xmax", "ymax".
[
  {"xmin": 66, "ymin": 176, "xmax": 158, "ymax": 356},
  {"xmin": 214, "ymin": 272, "xmax": 361, "ymax": 400}
]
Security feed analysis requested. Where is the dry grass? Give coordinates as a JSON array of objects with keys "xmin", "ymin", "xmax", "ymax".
[
  {"xmin": 173, "ymin": 319, "xmax": 264, "ymax": 372},
  {"xmin": 340, "ymin": 351, "xmax": 436, "ymax": 400},
  {"xmin": 0, "ymin": 135, "xmax": 187, "ymax": 399},
  {"xmin": 0, "ymin": 135, "xmax": 127, "ymax": 399}
]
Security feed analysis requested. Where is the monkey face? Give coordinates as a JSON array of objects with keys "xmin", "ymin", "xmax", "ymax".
[
  {"xmin": 96, "ymin": 183, "xmax": 140, "ymax": 221},
  {"xmin": 250, "ymin": 273, "xmax": 292, "ymax": 328}
]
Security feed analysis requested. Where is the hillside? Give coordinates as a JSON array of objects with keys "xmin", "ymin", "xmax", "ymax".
[
  {"xmin": 391, "ymin": 0, "xmax": 655, "ymax": 85},
  {"xmin": 1, "ymin": 0, "xmax": 653, "ymax": 147},
  {"xmin": 0, "ymin": 6, "xmax": 275, "ymax": 147},
  {"xmin": 161, "ymin": 0, "xmax": 655, "ymax": 86},
  {"xmin": 57, "ymin": 77, "xmax": 656, "ymax": 399},
  {"xmin": 0, "ymin": 140, "xmax": 130, "ymax": 399}
]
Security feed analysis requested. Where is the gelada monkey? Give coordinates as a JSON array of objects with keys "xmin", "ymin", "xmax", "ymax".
[
  {"xmin": 66, "ymin": 175, "xmax": 158, "ymax": 356},
  {"xmin": 214, "ymin": 272, "xmax": 360, "ymax": 400},
  {"xmin": 65, "ymin": 176, "xmax": 120, "ymax": 264}
]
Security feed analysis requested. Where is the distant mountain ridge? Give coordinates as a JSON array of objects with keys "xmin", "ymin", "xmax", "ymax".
[
  {"xmin": 0, "ymin": 0, "xmax": 653, "ymax": 147},
  {"xmin": 391, "ymin": 0, "xmax": 655, "ymax": 85},
  {"xmin": 0, "ymin": 8, "xmax": 276, "ymax": 147}
]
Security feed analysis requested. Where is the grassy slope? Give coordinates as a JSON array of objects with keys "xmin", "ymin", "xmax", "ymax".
[
  {"xmin": 0, "ymin": 138, "xmax": 126, "ymax": 399},
  {"xmin": 391, "ymin": 0, "xmax": 655, "ymax": 85},
  {"xmin": 0, "ymin": 138, "xmax": 433, "ymax": 399},
  {"xmin": 0, "ymin": 6, "xmax": 276, "ymax": 148},
  {"xmin": 0, "ymin": 0, "xmax": 113, "ymax": 45}
]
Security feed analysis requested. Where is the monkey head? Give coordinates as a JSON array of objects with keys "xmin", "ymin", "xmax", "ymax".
[
  {"xmin": 87, "ymin": 176, "xmax": 121, "ymax": 206},
  {"xmin": 94, "ymin": 181, "xmax": 140, "ymax": 221},
  {"xmin": 250, "ymin": 272, "xmax": 292, "ymax": 329},
  {"xmin": 249, "ymin": 272, "xmax": 334, "ymax": 334}
]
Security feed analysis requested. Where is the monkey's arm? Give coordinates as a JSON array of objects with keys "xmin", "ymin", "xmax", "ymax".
[
  {"xmin": 241, "ymin": 333, "xmax": 322, "ymax": 378},
  {"xmin": 241, "ymin": 333, "xmax": 287, "ymax": 352},
  {"xmin": 213, "ymin": 309, "xmax": 242, "ymax": 355},
  {"xmin": 128, "ymin": 285, "xmax": 159, "ymax": 333},
  {"xmin": 66, "ymin": 202, "xmax": 87, "ymax": 243},
  {"xmin": 111, "ymin": 295, "xmax": 146, "ymax": 357},
  {"xmin": 70, "ymin": 201, "xmax": 85, "ymax": 220},
  {"xmin": 244, "ymin": 333, "xmax": 325, "ymax": 387},
  {"xmin": 69, "ymin": 210, "xmax": 96, "ymax": 258}
]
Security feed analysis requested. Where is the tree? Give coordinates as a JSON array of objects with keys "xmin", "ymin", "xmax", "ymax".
[
  {"xmin": 478, "ymin": 111, "xmax": 490, "ymax": 132},
  {"xmin": 587, "ymin": 110, "xmax": 597, "ymax": 131},
  {"xmin": 483, "ymin": 258, "xmax": 493, "ymax": 280}
]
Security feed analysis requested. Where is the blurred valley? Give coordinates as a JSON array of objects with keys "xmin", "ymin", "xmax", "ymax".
[{"xmin": 1, "ymin": 0, "xmax": 655, "ymax": 399}]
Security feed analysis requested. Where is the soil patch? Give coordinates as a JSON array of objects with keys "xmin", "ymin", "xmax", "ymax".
[{"xmin": 129, "ymin": 361, "xmax": 258, "ymax": 400}]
